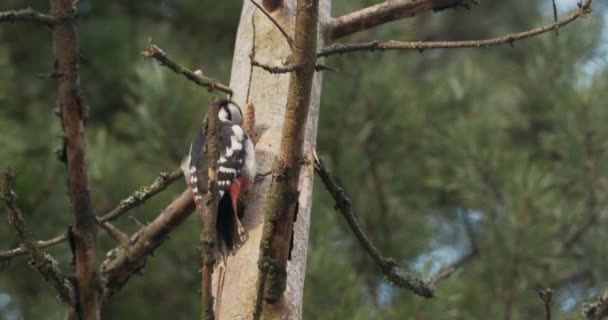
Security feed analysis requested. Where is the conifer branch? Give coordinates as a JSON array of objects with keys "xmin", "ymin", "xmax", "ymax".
[
  {"xmin": 0, "ymin": 8, "xmax": 55, "ymax": 26},
  {"xmin": 319, "ymin": 0, "xmax": 593, "ymax": 57},
  {"xmin": 562, "ymin": 102, "xmax": 598, "ymax": 251},
  {"xmin": 313, "ymin": 152, "xmax": 434, "ymax": 298},
  {"xmin": 142, "ymin": 45, "xmax": 233, "ymax": 95},
  {"xmin": 1, "ymin": 169, "xmax": 74, "ymax": 305}
]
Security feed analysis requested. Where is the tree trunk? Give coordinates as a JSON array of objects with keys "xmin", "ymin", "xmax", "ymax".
[{"xmin": 215, "ymin": 1, "xmax": 330, "ymax": 318}]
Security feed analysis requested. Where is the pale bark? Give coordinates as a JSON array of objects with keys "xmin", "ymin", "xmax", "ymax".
[{"xmin": 214, "ymin": 1, "xmax": 330, "ymax": 318}]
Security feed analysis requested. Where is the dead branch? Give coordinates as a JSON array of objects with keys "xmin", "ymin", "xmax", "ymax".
[
  {"xmin": 329, "ymin": 0, "xmax": 465, "ymax": 40},
  {"xmin": 254, "ymin": 0, "xmax": 321, "ymax": 315},
  {"xmin": 201, "ymin": 99, "xmax": 220, "ymax": 320},
  {"xmin": 250, "ymin": 0, "xmax": 294, "ymax": 49},
  {"xmin": 250, "ymin": 54, "xmax": 300, "ymax": 73},
  {"xmin": 538, "ymin": 288, "xmax": 552, "ymax": 320},
  {"xmin": 583, "ymin": 291, "xmax": 608, "ymax": 320},
  {"xmin": 313, "ymin": 153, "xmax": 434, "ymax": 298},
  {"xmin": 1, "ymin": 169, "xmax": 74, "ymax": 305},
  {"xmin": 0, "ymin": 169, "xmax": 182, "ymax": 259},
  {"xmin": 0, "ymin": 234, "xmax": 66, "ymax": 260},
  {"xmin": 51, "ymin": 0, "xmax": 100, "ymax": 317},
  {"xmin": 98, "ymin": 220, "xmax": 129, "ymax": 244},
  {"xmin": 101, "ymin": 189, "xmax": 196, "ymax": 298},
  {"xmin": 319, "ymin": 0, "xmax": 593, "ymax": 57},
  {"xmin": 142, "ymin": 45, "xmax": 233, "ymax": 95},
  {"xmin": 0, "ymin": 8, "xmax": 55, "ymax": 26},
  {"xmin": 100, "ymin": 169, "xmax": 183, "ymax": 222}
]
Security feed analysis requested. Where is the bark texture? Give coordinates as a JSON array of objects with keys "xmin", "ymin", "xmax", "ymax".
[
  {"xmin": 50, "ymin": 0, "xmax": 99, "ymax": 318},
  {"xmin": 213, "ymin": 0, "xmax": 330, "ymax": 318}
]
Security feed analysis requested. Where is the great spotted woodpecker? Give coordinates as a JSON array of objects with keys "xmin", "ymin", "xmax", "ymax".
[{"xmin": 181, "ymin": 100, "xmax": 256, "ymax": 254}]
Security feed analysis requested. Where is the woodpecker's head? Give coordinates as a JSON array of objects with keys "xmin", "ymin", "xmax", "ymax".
[{"xmin": 218, "ymin": 100, "xmax": 243, "ymax": 125}]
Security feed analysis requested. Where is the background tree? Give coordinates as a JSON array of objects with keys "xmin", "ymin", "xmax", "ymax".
[{"xmin": 1, "ymin": 0, "xmax": 607, "ymax": 319}]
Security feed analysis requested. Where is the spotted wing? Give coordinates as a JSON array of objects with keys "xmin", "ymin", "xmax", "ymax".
[{"xmin": 217, "ymin": 123, "xmax": 249, "ymax": 196}]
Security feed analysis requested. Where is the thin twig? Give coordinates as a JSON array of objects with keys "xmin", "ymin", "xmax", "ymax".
[
  {"xmin": 250, "ymin": 54, "xmax": 336, "ymax": 74},
  {"xmin": 250, "ymin": 0, "xmax": 294, "ymax": 49},
  {"xmin": 201, "ymin": 99, "xmax": 221, "ymax": 320},
  {"xmin": 0, "ymin": 169, "xmax": 182, "ymax": 259},
  {"xmin": 100, "ymin": 169, "xmax": 183, "ymax": 222},
  {"xmin": 318, "ymin": 0, "xmax": 593, "ymax": 57},
  {"xmin": 430, "ymin": 215, "xmax": 479, "ymax": 285},
  {"xmin": 583, "ymin": 291, "xmax": 608, "ymax": 320},
  {"xmin": 0, "ymin": 8, "xmax": 55, "ymax": 26},
  {"xmin": 1, "ymin": 169, "xmax": 74, "ymax": 304},
  {"xmin": 250, "ymin": 54, "xmax": 300, "ymax": 73},
  {"xmin": 142, "ymin": 45, "xmax": 233, "ymax": 95},
  {"xmin": 313, "ymin": 152, "xmax": 434, "ymax": 298},
  {"xmin": 538, "ymin": 288, "xmax": 552, "ymax": 320},
  {"xmin": 552, "ymin": 0, "xmax": 559, "ymax": 36}
]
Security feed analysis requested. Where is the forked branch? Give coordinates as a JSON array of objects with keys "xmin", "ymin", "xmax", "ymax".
[
  {"xmin": 1, "ymin": 169, "xmax": 74, "ymax": 304},
  {"xmin": 101, "ymin": 190, "xmax": 196, "ymax": 298},
  {"xmin": 0, "ymin": 169, "xmax": 183, "ymax": 260}
]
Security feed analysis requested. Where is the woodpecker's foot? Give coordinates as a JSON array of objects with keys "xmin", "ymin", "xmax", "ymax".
[
  {"xmin": 255, "ymin": 171, "xmax": 272, "ymax": 182},
  {"xmin": 236, "ymin": 220, "xmax": 246, "ymax": 240}
]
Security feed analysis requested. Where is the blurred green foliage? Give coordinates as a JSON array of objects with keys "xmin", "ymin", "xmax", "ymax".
[{"xmin": 1, "ymin": 0, "xmax": 607, "ymax": 319}]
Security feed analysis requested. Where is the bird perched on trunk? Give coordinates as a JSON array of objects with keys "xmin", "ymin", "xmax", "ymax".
[{"xmin": 181, "ymin": 99, "xmax": 256, "ymax": 256}]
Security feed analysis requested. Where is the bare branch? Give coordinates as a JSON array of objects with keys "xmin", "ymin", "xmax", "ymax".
[
  {"xmin": 201, "ymin": 99, "xmax": 221, "ymax": 320},
  {"xmin": 98, "ymin": 220, "xmax": 129, "ymax": 244},
  {"xmin": 0, "ymin": 8, "xmax": 55, "ymax": 26},
  {"xmin": 250, "ymin": 0, "xmax": 294, "ymax": 49},
  {"xmin": 0, "ymin": 234, "xmax": 66, "ymax": 260},
  {"xmin": 101, "ymin": 189, "xmax": 196, "ymax": 298},
  {"xmin": 1, "ymin": 169, "xmax": 74, "ymax": 305},
  {"xmin": 313, "ymin": 153, "xmax": 434, "ymax": 298},
  {"xmin": 250, "ymin": 54, "xmax": 300, "ymax": 73},
  {"xmin": 318, "ymin": 0, "xmax": 593, "ymax": 57},
  {"xmin": 100, "ymin": 169, "xmax": 183, "ymax": 222},
  {"xmin": 250, "ymin": 54, "xmax": 336, "ymax": 74},
  {"xmin": 0, "ymin": 169, "xmax": 182, "ymax": 259},
  {"xmin": 583, "ymin": 291, "xmax": 608, "ymax": 320},
  {"xmin": 329, "ymin": 0, "xmax": 466, "ymax": 40},
  {"xmin": 142, "ymin": 45, "xmax": 233, "ymax": 95},
  {"xmin": 538, "ymin": 288, "xmax": 552, "ymax": 320},
  {"xmin": 51, "ymin": 0, "xmax": 99, "ymax": 317},
  {"xmin": 254, "ymin": 0, "xmax": 321, "ymax": 313}
]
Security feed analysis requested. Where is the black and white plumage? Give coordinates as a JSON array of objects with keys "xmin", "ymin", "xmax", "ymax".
[{"xmin": 181, "ymin": 100, "xmax": 256, "ymax": 252}]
